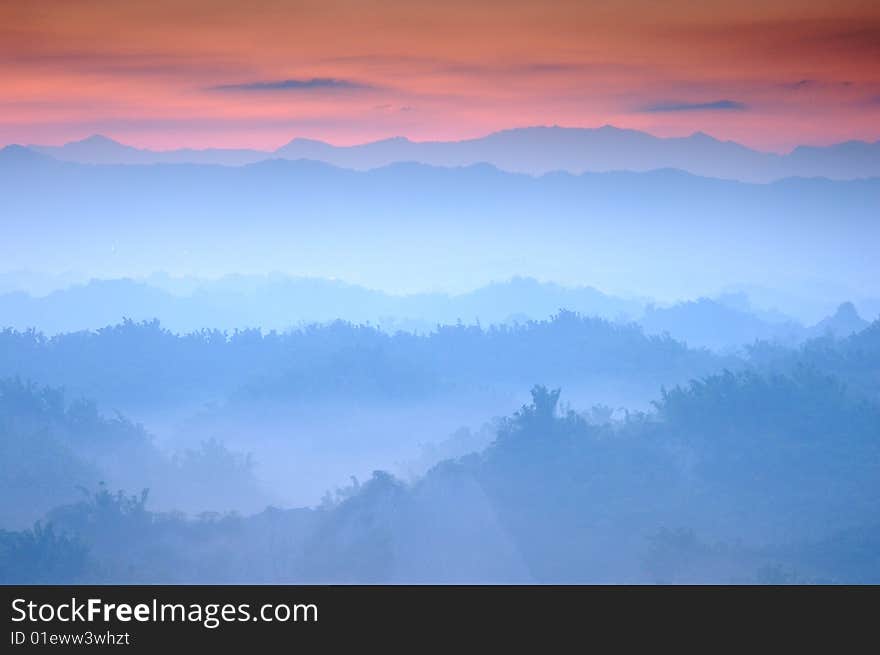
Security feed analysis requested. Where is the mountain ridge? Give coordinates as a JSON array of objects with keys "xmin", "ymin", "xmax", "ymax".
[
  {"xmin": 2, "ymin": 152, "xmax": 878, "ymax": 303},
  {"xmin": 0, "ymin": 275, "xmax": 873, "ymax": 351},
  {"xmin": 21, "ymin": 125, "xmax": 880, "ymax": 182}
]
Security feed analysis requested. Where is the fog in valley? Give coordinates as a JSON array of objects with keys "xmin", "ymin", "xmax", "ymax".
[{"xmin": 2, "ymin": 130, "xmax": 879, "ymax": 584}]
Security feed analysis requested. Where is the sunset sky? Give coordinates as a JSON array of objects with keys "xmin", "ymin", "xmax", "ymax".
[{"xmin": 1, "ymin": 0, "xmax": 878, "ymax": 151}]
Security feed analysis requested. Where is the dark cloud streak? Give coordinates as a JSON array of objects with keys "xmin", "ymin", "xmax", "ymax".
[
  {"xmin": 642, "ymin": 99, "xmax": 747, "ymax": 113},
  {"xmin": 6, "ymin": 51, "xmax": 249, "ymax": 78},
  {"xmin": 210, "ymin": 78, "xmax": 371, "ymax": 92}
]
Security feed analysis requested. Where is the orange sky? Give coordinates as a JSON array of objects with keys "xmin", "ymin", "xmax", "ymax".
[{"xmin": 1, "ymin": 0, "xmax": 878, "ymax": 151}]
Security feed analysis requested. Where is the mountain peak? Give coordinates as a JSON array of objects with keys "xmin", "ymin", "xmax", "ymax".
[
  {"xmin": 688, "ymin": 131, "xmax": 719, "ymax": 142},
  {"xmin": 76, "ymin": 134, "xmax": 120, "ymax": 145},
  {"xmin": 812, "ymin": 301, "xmax": 868, "ymax": 338},
  {"xmin": 373, "ymin": 136, "xmax": 411, "ymax": 144},
  {"xmin": 1, "ymin": 144, "xmax": 32, "ymax": 155},
  {"xmin": 56, "ymin": 134, "xmax": 137, "ymax": 154},
  {"xmin": 58, "ymin": 134, "xmax": 133, "ymax": 151},
  {"xmin": 284, "ymin": 137, "xmax": 328, "ymax": 145},
  {"xmin": 275, "ymin": 137, "xmax": 334, "ymax": 153},
  {"xmin": 0, "ymin": 144, "xmax": 48, "ymax": 163},
  {"xmin": 833, "ymin": 301, "xmax": 861, "ymax": 321}
]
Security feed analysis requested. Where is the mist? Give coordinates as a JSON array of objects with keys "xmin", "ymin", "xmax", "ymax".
[{"xmin": 2, "ymin": 129, "xmax": 879, "ymax": 585}]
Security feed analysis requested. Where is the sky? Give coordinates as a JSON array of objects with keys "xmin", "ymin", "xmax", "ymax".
[{"xmin": 1, "ymin": 0, "xmax": 878, "ymax": 151}]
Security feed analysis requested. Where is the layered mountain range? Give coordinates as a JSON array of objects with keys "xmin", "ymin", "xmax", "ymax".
[
  {"xmin": 2, "ymin": 143, "xmax": 878, "ymax": 303},
  {"xmin": 25, "ymin": 126, "xmax": 880, "ymax": 183}
]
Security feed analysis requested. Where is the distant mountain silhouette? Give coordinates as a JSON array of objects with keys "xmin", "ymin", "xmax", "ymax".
[
  {"xmin": 0, "ymin": 276, "xmax": 640, "ymax": 334},
  {"xmin": 1, "ymin": 152, "xmax": 877, "ymax": 302},
  {"xmin": 28, "ymin": 135, "xmax": 269, "ymax": 166},
  {"xmin": 641, "ymin": 298, "xmax": 804, "ymax": 351},
  {"xmin": 5, "ymin": 273, "xmax": 873, "ymax": 352},
  {"xmin": 37, "ymin": 134, "xmax": 144, "ymax": 164},
  {"xmin": 0, "ymin": 143, "xmax": 56, "ymax": 166},
  {"xmin": 24, "ymin": 125, "xmax": 880, "ymax": 182},
  {"xmin": 809, "ymin": 302, "xmax": 870, "ymax": 339}
]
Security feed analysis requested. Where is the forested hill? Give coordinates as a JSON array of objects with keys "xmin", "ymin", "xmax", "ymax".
[
  {"xmin": 297, "ymin": 371, "xmax": 880, "ymax": 583},
  {"xmin": 0, "ymin": 312, "xmax": 725, "ymax": 407},
  {"xmin": 4, "ymin": 366, "xmax": 878, "ymax": 584},
  {"xmin": 748, "ymin": 318, "xmax": 880, "ymax": 402},
  {"xmin": 2, "ymin": 316, "xmax": 878, "ymax": 583}
]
